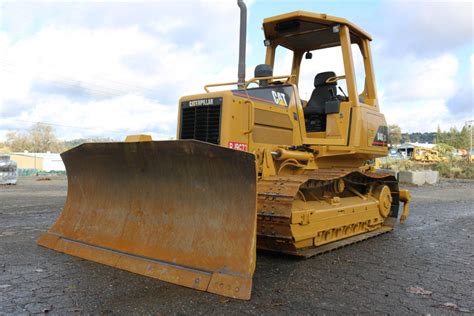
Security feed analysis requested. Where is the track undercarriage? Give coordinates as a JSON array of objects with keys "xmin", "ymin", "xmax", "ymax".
[{"xmin": 257, "ymin": 169, "xmax": 408, "ymax": 257}]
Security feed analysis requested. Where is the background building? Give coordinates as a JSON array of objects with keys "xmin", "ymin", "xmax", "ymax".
[{"xmin": 9, "ymin": 152, "xmax": 65, "ymax": 172}]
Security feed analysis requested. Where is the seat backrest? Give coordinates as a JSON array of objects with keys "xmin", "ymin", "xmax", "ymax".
[
  {"xmin": 254, "ymin": 64, "xmax": 273, "ymax": 87},
  {"xmin": 305, "ymin": 71, "xmax": 337, "ymax": 114}
]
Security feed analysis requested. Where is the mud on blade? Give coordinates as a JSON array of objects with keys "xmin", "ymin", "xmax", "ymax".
[{"xmin": 38, "ymin": 140, "xmax": 257, "ymax": 299}]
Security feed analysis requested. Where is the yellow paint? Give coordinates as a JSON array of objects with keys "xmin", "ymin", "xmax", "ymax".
[{"xmin": 125, "ymin": 134, "xmax": 153, "ymax": 142}]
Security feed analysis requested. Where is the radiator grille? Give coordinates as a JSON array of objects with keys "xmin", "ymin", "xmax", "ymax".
[{"xmin": 180, "ymin": 104, "xmax": 221, "ymax": 144}]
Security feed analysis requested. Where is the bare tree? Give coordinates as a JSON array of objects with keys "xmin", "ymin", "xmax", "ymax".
[
  {"xmin": 30, "ymin": 124, "xmax": 59, "ymax": 152},
  {"xmin": 6, "ymin": 131, "xmax": 31, "ymax": 152},
  {"xmin": 5, "ymin": 123, "xmax": 66, "ymax": 153}
]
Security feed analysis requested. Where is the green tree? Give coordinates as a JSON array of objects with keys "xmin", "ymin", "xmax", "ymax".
[
  {"xmin": 458, "ymin": 126, "xmax": 469, "ymax": 149},
  {"xmin": 436, "ymin": 125, "xmax": 446, "ymax": 144},
  {"xmin": 448, "ymin": 127, "xmax": 458, "ymax": 148},
  {"xmin": 401, "ymin": 133, "xmax": 410, "ymax": 144},
  {"xmin": 435, "ymin": 126, "xmax": 471, "ymax": 149},
  {"xmin": 434, "ymin": 143, "xmax": 456, "ymax": 155}
]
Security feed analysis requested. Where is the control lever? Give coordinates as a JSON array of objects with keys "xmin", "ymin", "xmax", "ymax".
[{"xmin": 338, "ymin": 86, "xmax": 348, "ymax": 99}]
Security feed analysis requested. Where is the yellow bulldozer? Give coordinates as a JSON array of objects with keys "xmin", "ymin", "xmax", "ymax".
[
  {"xmin": 412, "ymin": 147, "xmax": 447, "ymax": 163},
  {"xmin": 38, "ymin": 1, "xmax": 411, "ymax": 300}
]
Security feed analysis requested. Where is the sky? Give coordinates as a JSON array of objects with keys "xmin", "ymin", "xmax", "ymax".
[{"xmin": 0, "ymin": 0, "xmax": 472, "ymax": 141}]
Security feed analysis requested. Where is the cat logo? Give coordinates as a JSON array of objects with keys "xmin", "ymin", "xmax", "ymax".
[{"xmin": 272, "ymin": 91, "xmax": 288, "ymax": 106}]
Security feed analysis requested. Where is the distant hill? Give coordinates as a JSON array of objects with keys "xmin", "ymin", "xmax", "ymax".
[{"xmin": 401, "ymin": 132, "xmax": 436, "ymax": 144}]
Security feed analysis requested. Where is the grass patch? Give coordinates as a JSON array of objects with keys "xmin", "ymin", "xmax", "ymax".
[{"xmin": 380, "ymin": 157, "xmax": 474, "ymax": 179}]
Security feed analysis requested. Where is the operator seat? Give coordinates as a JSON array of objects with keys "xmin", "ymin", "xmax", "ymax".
[
  {"xmin": 304, "ymin": 71, "xmax": 337, "ymax": 132},
  {"xmin": 254, "ymin": 64, "xmax": 273, "ymax": 87}
]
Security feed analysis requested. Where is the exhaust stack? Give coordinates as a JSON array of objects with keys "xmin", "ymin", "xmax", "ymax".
[{"xmin": 237, "ymin": 0, "xmax": 247, "ymax": 88}]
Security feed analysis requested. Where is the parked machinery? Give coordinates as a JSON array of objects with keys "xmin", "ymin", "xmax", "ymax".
[{"xmin": 0, "ymin": 155, "xmax": 17, "ymax": 185}]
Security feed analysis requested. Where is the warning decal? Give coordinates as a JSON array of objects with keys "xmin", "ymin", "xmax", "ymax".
[{"xmin": 228, "ymin": 142, "xmax": 248, "ymax": 152}]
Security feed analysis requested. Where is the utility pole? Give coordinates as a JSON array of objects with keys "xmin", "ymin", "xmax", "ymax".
[{"xmin": 466, "ymin": 120, "xmax": 473, "ymax": 162}]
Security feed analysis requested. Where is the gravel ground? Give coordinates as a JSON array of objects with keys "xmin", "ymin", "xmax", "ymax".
[{"xmin": 0, "ymin": 177, "xmax": 473, "ymax": 315}]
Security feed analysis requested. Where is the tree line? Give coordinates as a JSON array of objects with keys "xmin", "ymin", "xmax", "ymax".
[
  {"xmin": 435, "ymin": 126, "xmax": 471, "ymax": 149},
  {"xmin": 0, "ymin": 123, "xmax": 115, "ymax": 153},
  {"xmin": 389, "ymin": 124, "xmax": 472, "ymax": 149},
  {"xmin": 0, "ymin": 123, "xmax": 471, "ymax": 153}
]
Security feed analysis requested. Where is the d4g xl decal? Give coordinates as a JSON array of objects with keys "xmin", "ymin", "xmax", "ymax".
[{"xmin": 372, "ymin": 126, "xmax": 388, "ymax": 146}]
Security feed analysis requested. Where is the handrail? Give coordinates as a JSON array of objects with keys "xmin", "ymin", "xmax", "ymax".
[
  {"xmin": 203, "ymin": 75, "xmax": 295, "ymax": 93},
  {"xmin": 243, "ymin": 75, "xmax": 294, "ymax": 89},
  {"xmin": 204, "ymin": 81, "xmax": 239, "ymax": 93},
  {"xmin": 243, "ymin": 99, "xmax": 254, "ymax": 135},
  {"xmin": 326, "ymin": 75, "xmax": 346, "ymax": 84}
]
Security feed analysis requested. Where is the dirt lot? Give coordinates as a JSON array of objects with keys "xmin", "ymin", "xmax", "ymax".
[{"xmin": 1, "ymin": 177, "xmax": 473, "ymax": 315}]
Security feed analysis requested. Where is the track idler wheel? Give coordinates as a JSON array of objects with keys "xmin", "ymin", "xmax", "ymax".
[{"xmin": 373, "ymin": 185, "xmax": 392, "ymax": 218}]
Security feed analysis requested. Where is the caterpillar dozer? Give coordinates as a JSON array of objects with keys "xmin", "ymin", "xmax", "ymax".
[
  {"xmin": 412, "ymin": 147, "xmax": 447, "ymax": 163},
  {"xmin": 38, "ymin": 1, "xmax": 411, "ymax": 300}
]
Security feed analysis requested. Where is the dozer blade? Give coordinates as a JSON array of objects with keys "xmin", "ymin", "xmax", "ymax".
[{"xmin": 37, "ymin": 140, "xmax": 257, "ymax": 300}]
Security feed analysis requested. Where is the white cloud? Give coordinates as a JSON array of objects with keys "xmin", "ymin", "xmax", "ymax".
[
  {"xmin": 380, "ymin": 54, "xmax": 459, "ymax": 102},
  {"xmin": 0, "ymin": 1, "xmax": 254, "ymax": 141},
  {"xmin": 378, "ymin": 1, "xmax": 472, "ymax": 56},
  {"xmin": 0, "ymin": 94, "xmax": 177, "ymax": 140},
  {"xmin": 471, "ymin": 54, "xmax": 474, "ymax": 86},
  {"xmin": 148, "ymin": 19, "xmax": 185, "ymax": 34},
  {"xmin": 377, "ymin": 53, "xmax": 463, "ymax": 131},
  {"xmin": 273, "ymin": 46, "xmax": 358, "ymax": 100},
  {"xmin": 382, "ymin": 99, "xmax": 451, "ymax": 132},
  {"xmin": 0, "ymin": 0, "xmax": 471, "ymax": 143},
  {"xmin": 371, "ymin": 1, "xmax": 472, "ymax": 132},
  {"xmin": 271, "ymin": 40, "xmax": 466, "ymax": 133},
  {"xmin": 0, "ymin": 24, "xmax": 239, "ymax": 99}
]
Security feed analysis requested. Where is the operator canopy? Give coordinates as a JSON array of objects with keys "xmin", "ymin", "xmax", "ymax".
[{"xmin": 262, "ymin": 11, "xmax": 371, "ymax": 52}]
